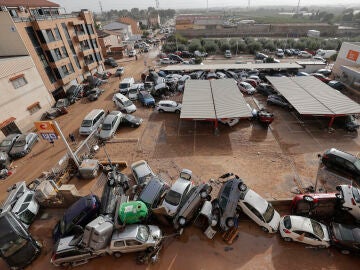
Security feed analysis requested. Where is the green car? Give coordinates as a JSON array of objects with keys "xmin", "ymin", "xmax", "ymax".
[{"xmin": 118, "ymin": 201, "xmax": 148, "ymax": 224}]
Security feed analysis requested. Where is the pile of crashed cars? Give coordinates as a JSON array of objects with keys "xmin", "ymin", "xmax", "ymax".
[{"xmin": 2, "ymin": 147, "xmax": 360, "ymax": 269}]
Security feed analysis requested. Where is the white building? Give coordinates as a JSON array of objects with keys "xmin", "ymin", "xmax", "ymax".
[
  {"xmin": 0, "ymin": 56, "xmax": 54, "ymax": 140},
  {"xmin": 102, "ymin": 22, "xmax": 132, "ymax": 41},
  {"xmin": 332, "ymin": 42, "xmax": 360, "ymax": 89}
]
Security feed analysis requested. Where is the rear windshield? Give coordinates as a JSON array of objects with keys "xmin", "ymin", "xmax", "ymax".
[
  {"xmin": 81, "ymin": 120, "xmax": 93, "ymax": 127},
  {"xmin": 263, "ymin": 204, "xmax": 275, "ymax": 223},
  {"xmin": 339, "ymin": 225, "xmax": 355, "ymax": 241},
  {"xmin": 124, "ymin": 100, "xmax": 133, "ymax": 107},
  {"xmin": 102, "ymin": 123, "xmax": 112, "ymax": 130},
  {"xmin": 128, "ymin": 89, "xmax": 138, "ymax": 94},
  {"xmin": 283, "ymin": 216, "xmax": 291, "ymax": 229},
  {"xmin": 120, "ymin": 83, "xmax": 130, "ymax": 89},
  {"xmin": 164, "ymin": 190, "xmax": 181, "ymax": 206},
  {"xmin": 310, "ymin": 219, "xmax": 324, "ymax": 239},
  {"xmin": 352, "ymin": 187, "xmax": 360, "ymax": 203}
]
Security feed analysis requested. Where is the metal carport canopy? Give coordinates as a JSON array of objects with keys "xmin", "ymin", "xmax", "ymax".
[
  {"xmin": 180, "ymin": 79, "xmax": 252, "ymax": 119},
  {"xmin": 266, "ymin": 76, "xmax": 360, "ymax": 116},
  {"xmin": 162, "ymin": 62, "xmax": 303, "ymax": 72}
]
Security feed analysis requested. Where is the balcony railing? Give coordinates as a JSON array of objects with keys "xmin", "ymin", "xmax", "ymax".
[{"xmin": 13, "ymin": 13, "xmax": 78, "ymax": 23}]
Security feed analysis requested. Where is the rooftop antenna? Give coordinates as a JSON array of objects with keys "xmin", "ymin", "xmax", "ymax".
[
  {"xmin": 296, "ymin": 0, "xmax": 300, "ymax": 14},
  {"xmin": 155, "ymin": 0, "xmax": 159, "ymax": 9},
  {"xmin": 99, "ymin": 1, "xmax": 103, "ymax": 15}
]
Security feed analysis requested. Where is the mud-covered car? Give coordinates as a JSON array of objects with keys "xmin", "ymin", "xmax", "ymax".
[
  {"xmin": 212, "ymin": 173, "xmax": 247, "ymax": 231},
  {"xmin": 173, "ymin": 183, "xmax": 212, "ymax": 229}
]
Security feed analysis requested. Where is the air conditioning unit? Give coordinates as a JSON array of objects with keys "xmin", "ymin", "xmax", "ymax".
[
  {"xmin": 18, "ymin": 6, "xmax": 25, "ymax": 12},
  {"xmin": 1, "ymin": 6, "xmax": 8, "ymax": 12}
]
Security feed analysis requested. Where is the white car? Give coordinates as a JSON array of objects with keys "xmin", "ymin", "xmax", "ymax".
[
  {"xmin": 299, "ymin": 51, "xmax": 312, "ymax": 58},
  {"xmin": 336, "ymin": 185, "xmax": 360, "ymax": 221},
  {"xmin": 279, "ymin": 215, "xmax": 330, "ymax": 247},
  {"xmin": 156, "ymin": 100, "xmax": 182, "ymax": 113},
  {"xmin": 131, "ymin": 160, "xmax": 155, "ymax": 185},
  {"xmin": 237, "ymin": 81, "xmax": 256, "ymax": 95},
  {"xmin": 238, "ymin": 188, "xmax": 281, "ymax": 233},
  {"xmin": 128, "ymin": 83, "xmax": 143, "ymax": 101},
  {"xmin": 128, "ymin": 50, "xmax": 136, "ymax": 57},
  {"xmin": 160, "ymin": 58, "xmax": 177, "ymax": 65},
  {"xmin": 165, "ymin": 74, "xmax": 182, "ymax": 84},
  {"xmin": 275, "ymin": 49, "xmax": 284, "ymax": 58},
  {"xmin": 99, "ymin": 111, "xmax": 122, "ymax": 140},
  {"xmin": 224, "ymin": 50, "xmax": 232, "ymax": 58},
  {"xmin": 219, "ymin": 118, "xmax": 239, "ymax": 127},
  {"xmin": 161, "ymin": 169, "xmax": 193, "ymax": 216}
]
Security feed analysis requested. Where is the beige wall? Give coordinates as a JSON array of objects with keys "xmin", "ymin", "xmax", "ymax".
[
  {"xmin": 0, "ymin": 11, "xmax": 28, "ymax": 56},
  {"xmin": 333, "ymin": 42, "xmax": 360, "ymax": 77},
  {"xmin": 0, "ymin": 56, "xmax": 54, "ymax": 140}
]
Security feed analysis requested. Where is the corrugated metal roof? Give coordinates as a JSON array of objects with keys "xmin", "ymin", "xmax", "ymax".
[
  {"xmin": 180, "ymin": 80, "xmax": 215, "ymax": 119},
  {"xmin": 211, "ymin": 79, "xmax": 252, "ymax": 118},
  {"xmin": 267, "ymin": 76, "xmax": 360, "ymax": 116},
  {"xmin": 162, "ymin": 63, "xmax": 302, "ymax": 71},
  {"xmin": 296, "ymin": 61, "xmax": 327, "ymax": 65},
  {"xmin": 180, "ymin": 79, "xmax": 252, "ymax": 119},
  {"xmin": 0, "ymin": 56, "xmax": 33, "ymax": 79}
]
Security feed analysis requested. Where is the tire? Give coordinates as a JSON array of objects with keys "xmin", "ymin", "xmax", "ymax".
[
  {"xmin": 226, "ymin": 217, "xmax": 235, "ymax": 228},
  {"xmin": 175, "ymin": 110, "xmax": 180, "ymax": 114},
  {"xmin": 341, "ymin": 249, "xmax": 350, "ymax": 255},
  {"xmin": 261, "ymin": 226, "xmax": 269, "ymax": 233},
  {"xmin": 159, "ymin": 109, "xmax": 164, "ymax": 112},
  {"xmin": 238, "ymin": 183, "xmax": 247, "ymax": 191},
  {"xmin": 283, "ymin": 237, "xmax": 292, "ymax": 242},
  {"xmin": 113, "ymin": 252, "xmax": 122, "ymax": 258}
]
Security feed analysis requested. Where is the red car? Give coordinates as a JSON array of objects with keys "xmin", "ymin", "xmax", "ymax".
[
  {"xmin": 244, "ymin": 78, "xmax": 258, "ymax": 88},
  {"xmin": 311, "ymin": 73, "xmax": 331, "ymax": 83},
  {"xmin": 174, "ymin": 51, "xmax": 182, "ymax": 56}
]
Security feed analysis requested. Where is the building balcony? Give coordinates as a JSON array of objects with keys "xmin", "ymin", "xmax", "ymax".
[
  {"xmin": 78, "ymin": 48, "xmax": 93, "ymax": 57},
  {"xmin": 73, "ymin": 34, "xmax": 88, "ymax": 43},
  {"xmin": 84, "ymin": 61, "xmax": 98, "ymax": 71}
]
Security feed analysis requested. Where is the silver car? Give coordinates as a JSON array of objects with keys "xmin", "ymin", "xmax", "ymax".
[
  {"xmin": 99, "ymin": 111, "xmax": 122, "ymax": 140},
  {"xmin": 109, "ymin": 224, "xmax": 162, "ymax": 258},
  {"xmin": 9, "ymin": 133, "xmax": 38, "ymax": 158},
  {"xmin": 131, "ymin": 160, "xmax": 155, "ymax": 185},
  {"xmin": 0, "ymin": 133, "xmax": 21, "ymax": 153}
]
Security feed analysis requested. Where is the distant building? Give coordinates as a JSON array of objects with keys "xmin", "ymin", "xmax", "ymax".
[
  {"xmin": 0, "ymin": 0, "xmax": 104, "ymax": 101},
  {"xmin": 333, "ymin": 42, "xmax": 360, "ymax": 89},
  {"xmin": 96, "ymin": 29, "xmax": 125, "ymax": 58},
  {"xmin": 103, "ymin": 22, "xmax": 132, "ymax": 41},
  {"xmin": 0, "ymin": 56, "xmax": 54, "ymax": 140},
  {"xmin": 148, "ymin": 13, "xmax": 160, "ymax": 27},
  {"xmin": 118, "ymin": 17, "xmax": 142, "ymax": 35},
  {"xmin": 307, "ymin": 29, "xmax": 320, "ymax": 37}
]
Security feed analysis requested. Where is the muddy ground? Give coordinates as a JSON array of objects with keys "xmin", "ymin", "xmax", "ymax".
[{"xmin": 1, "ymin": 48, "xmax": 360, "ymax": 269}]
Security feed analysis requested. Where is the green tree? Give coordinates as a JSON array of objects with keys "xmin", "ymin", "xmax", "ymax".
[
  {"xmin": 204, "ymin": 40, "xmax": 217, "ymax": 54},
  {"xmin": 188, "ymin": 39, "xmax": 202, "ymax": 52},
  {"xmin": 247, "ymin": 41, "xmax": 263, "ymax": 54}
]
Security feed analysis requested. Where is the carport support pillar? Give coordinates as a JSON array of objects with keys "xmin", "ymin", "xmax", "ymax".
[
  {"xmin": 214, "ymin": 119, "xmax": 219, "ymax": 136},
  {"xmin": 328, "ymin": 116, "xmax": 335, "ymax": 129}
]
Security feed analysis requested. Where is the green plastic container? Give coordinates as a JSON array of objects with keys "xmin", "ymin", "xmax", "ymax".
[{"xmin": 118, "ymin": 201, "xmax": 148, "ymax": 224}]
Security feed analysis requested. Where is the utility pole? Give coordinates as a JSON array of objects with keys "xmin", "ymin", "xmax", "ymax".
[
  {"xmin": 206, "ymin": 0, "xmax": 209, "ymax": 13},
  {"xmin": 99, "ymin": 1, "xmax": 103, "ymax": 16},
  {"xmin": 296, "ymin": 0, "xmax": 301, "ymax": 14},
  {"xmin": 155, "ymin": 0, "xmax": 159, "ymax": 9}
]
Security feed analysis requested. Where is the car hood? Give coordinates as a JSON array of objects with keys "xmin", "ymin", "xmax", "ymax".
[
  {"xmin": 161, "ymin": 200, "xmax": 178, "ymax": 216},
  {"xmin": 99, "ymin": 130, "xmax": 112, "ymax": 139},
  {"xmin": 148, "ymin": 225, "xmax": 162, "ymax": 244}
]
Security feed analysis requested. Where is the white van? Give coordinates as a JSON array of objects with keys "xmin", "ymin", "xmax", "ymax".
[
  {"xmin": 119, "ymin": 77, "xmax": 135, "ymax": 94},
  {"xmin": 79, "ymin": 109, "xmax": 105, "ymax": 136},
  {"xmin": 112, "ymin": 93, "xmax": 136, "ymax": 113}
]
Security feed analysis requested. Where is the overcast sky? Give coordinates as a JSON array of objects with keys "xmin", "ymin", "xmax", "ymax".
[{"xmin": 52, "ymin": 0, "xmax": 358, "ymax": 12}]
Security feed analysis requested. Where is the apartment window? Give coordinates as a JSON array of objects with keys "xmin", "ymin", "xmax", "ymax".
[
  {"xmin": 45, "ymin": 66, "xmax": 56, "ymax": 83},
  {"xmin": 26, "ymin": 27, "xmax": 41, "ymax": 47},
  {"xmin": 46, "ymin": 50, "xmax": 55, "ymax": 62},
  {"xmin": 91, "ymin": 39, "xmax": 98, "ymax": 49},
  {"xmin": 61, "ymin": 46, "xmax": 68, "ymax": 57},
  {"xmin": 36, "ymin": 30, "xmax": 46, "ymax": 43},
  {"xmin": 61, "ymin": 65, "xmax": 69, "ymax": 76},
  {"xmin": 54, "ymin": 28, "xmax": 61, "ymax": 40},
  {"xmin": 27, "ymin": 102, "xmax": 41, "ymax": 115},
  {"xmin": 87, "ymin": 24, "xmax": 94, "ymax": 35},
  {"xmin": 54, "ymin": 48, "xmax": 62, "ymax": 60},
  {"xmin": 73, "ymin": 56, "xmax": 81, "ymax": 69},
  {"xmin": 46, "ymin": 29, "xmax": 55, "ymax": 42},
  {"xmin": 68, "ymin": 63, "xmax": 74, "ymax": 73},
  {"xmin": 95, "ymin": 53, "xmax": 102, "ymax": 62},
  {"xmin": 53, "ymin": 68, "xmax": 62, "ymax": 80},
  {"xmin": 61, "ymin": 23, "xmax": 71, "ymax": 40},
  {"xmin": 69, "ymin": 43, "xmax": 76, "ymax": 55},
  {"xmin": 9, "ymin": 9, "xmax": 18, "ymax": 18},
  {"xmin": 10, "ymin": 75, "xmax": 27, "ymax": 89}
]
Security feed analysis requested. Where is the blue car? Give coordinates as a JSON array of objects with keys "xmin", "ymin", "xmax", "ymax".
[
  {"xmin": 52, "ymin": 194, "xmax": 100, "ymax": 241},
  {"xmin": 138, "ymin": 91, "xmax": 155, "ymax": 107}
]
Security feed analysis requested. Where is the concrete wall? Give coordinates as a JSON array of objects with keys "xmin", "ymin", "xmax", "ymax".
[
  {"xmin": 332, "ymin": 42, "xmax": 360, "ymax": 77},
  {"xmin": 0, "ymin": 12, "xmax": 28, "ymax": 56},
  {"xmin": 0, "ymin": 56, "xmax": 54, "ymax": 140}
]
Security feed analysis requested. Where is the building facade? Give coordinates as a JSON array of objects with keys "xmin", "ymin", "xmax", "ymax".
[
  {"xmin": 332, "ymin": 42, "xmax": 360, "ymax": 90},
  {"xmin": 96, "ymin": 29, "xmax": 125, "ymax": 58},
  {"xmin": 0, "ymin": 0, "xmax": 104, "ymax": 100},
  {"xmin": 0, "ymin": 56, "xmax": 54, "ymax": 140}
]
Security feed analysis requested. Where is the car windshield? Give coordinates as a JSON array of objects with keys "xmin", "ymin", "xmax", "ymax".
[
  {"xmin": 136, "ymin": 225, "xmax": 149, "ymax": 242},
  {"xmin": 354, "ymin": 160, "xmax": 360, "ymax": 171},
  {"xmin": 124, "ymin": 100, "xmax": 133, "ymax": 107},
  {"xmin": 102, "ymin": 123, "xmax": 112, "ymax": 130},
  {"xmin": 81, "ymin": 120, "xmax": 92, "ymax": 127},
  {"xmin": 263, "ymin": 204, "xmax": 275, "ymax": 223},
  {"xmin": 352, "ymin": 187, "xmax": 360, "ymax": 203},
  {"xmin": 14, "ymin": 139, "xmax": 25, "ymax": 147},
  {"xmin": 120, "ymin": 83, "xmax": 129, "ymax": 89},
  {"xmin": 0, "ymin": 234, "xmax": 27, "ymax": 257},
  {"xmin": 128, "ymin": 89, "xmax": 138, "ymax": 94},
  {"xmin": 18, "ymin": 209, "xmax": 35, "ymax": 225},
  {"xmin": 164, "ymin": 190, "xmax": 182, "ymax": 206},
  {"xmin": 245, "ymin": 84, "xmax": 252, "ymax": 89},
  {"xmin": 310, "ymin": 219, "xmax": 324, "ymax": 239},
  {"xmin": 0, "ymin": 140, "xmax": 12, "ymax": 147}
]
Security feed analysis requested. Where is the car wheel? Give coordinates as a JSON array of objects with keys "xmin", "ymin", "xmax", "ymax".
[
  {"xmin": 200, "ymin": 191, "xmax": 208, "ymax": 199},
  {"xmin": 341, "ymin": 249, "xmax": 350, "ymax": 255},
  {"xmin": 261, "ymin": 226, "xmax": 269, "ymax": 233},
  {"xmin": 175, "ymin": 109, "xmax": 180, "ymax": 114},
  {"xmin": 113, "ymin": 252, "xmax": 122, "ymax": 258},
  {"xmin": 178, "ymin": 216, "xmax": 186, "ymax": 227},
  {"xmin": 226, "ymin": 217, "xmax": 235, "ymax": 228},
  {"xmin": 159, "ymin": 109, "xmax": 164, "ymax": 112},
  {"xmin": 238, "ymin": 183, "xmax": 247, "ymax": 191},
  {"xmin": 283, "ymin": 237, "xmax": 292, "ymax": 242}
]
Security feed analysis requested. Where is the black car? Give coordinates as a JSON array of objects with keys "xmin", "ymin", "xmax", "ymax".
[
  {"xmin": 66, "ymin": 84, "xmax": 83, "ymax": 104},
  {"xmin": 328, "ymin": 80, "xmax": 346, "ymax": 91},
  {"xmin": 190, "ymin": 71, "xmax": 204, "ymax": 80},
  {"xmin": 104, "ymin": 57, "xmax": 118, "ymax": 67},
  {"xmin": 181, "ymin": 51, "xmax": 194, "ymax": 58},
  {"xmin": 87, "ymin": 88, "xmax": 103, "ymax": 101},
  {"xmin": 257, "ymin": 83, "xmax": 276, "ymax": 96},
  {"xmin": 329, "ymin": 222, "xmax": 360, "ymax": 254},
  {"xmin": 168, "ymin": 54, "xmax": 183, "ymax": 63},
  {"xmin": 319, "ymin": 148, "xmax": 360, "ymax": 181},
  {"xmin": 255, "ymin": 52, "xmax": 268, "ymax": 60},
  {"xmin": 333, "ymin": 115, "xmax": 359, "ymax": 132},
  {"xmin": 138, "ymin": 176, "xmax": 169, "ymax": 209},
  {"xmin": 0, "ymin": 133, "xmax": 21, "ymax": 153},
  {"xmin": 267, "ymin": 94, "xmax": 292, "ymax": 109},
  {"xmin": 122, "ymin": 114, "xmax": 143, "ymax": 128}
]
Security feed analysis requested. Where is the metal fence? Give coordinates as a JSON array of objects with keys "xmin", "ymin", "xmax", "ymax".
[{"xmin": 74, "ymin": 129, "xmax": 99, "ymax": 162}]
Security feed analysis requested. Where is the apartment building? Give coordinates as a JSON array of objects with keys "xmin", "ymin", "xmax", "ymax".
[
  {"xmin": 0, "ymin": 56, "xmax": 54, "ymax": 140},
  {"xmin": 0, "ymin": 0, "xmax": 104, "ymax": 100}
]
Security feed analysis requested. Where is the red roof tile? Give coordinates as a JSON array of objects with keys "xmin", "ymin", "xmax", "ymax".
[{"xmin": 0, "ymin": 0, "xmax": 60, "ymax": 8}]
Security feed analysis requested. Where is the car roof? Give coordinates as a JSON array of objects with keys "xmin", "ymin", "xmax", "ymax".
[
  {"xmin": 170, "ymin": 178, "xmax": 191, "ymax": 193},
  {"xmin": 112, "ymin": 224, "xmax": 145, "ymax": 240},
  {"xmin": 159, "ymin": 100, "xmax": 176, "ymax": 105},
  {"xmin": 3, "ymin": 134, "xmax": 20, "ymax": 141},
  {"xmin": 56, "ymin": 235, "xmax": 78, "ymax": 252},
  {"xmin": 287, "ymin": 215, "xmax": 316, "ymax": 233},
  {"xmin": 326, "ymin": 148, "xmax": 358, "ymax": 162},
  {"xmin": 103, "ymin": 114, "xmax": 117, "ymax": 124},
  {"xmin": 243, "ymin": 189, "xmax": 268, "ymax": 214},
  {"xmin": 132, "ymin": 160, "xmax": 153, "ymax": 175},
  {"xmin": 332, "ymin": 222, "xmax": 360, "ymax": 242}
]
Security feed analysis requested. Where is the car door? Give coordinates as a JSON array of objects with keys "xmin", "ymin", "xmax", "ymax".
[
  {"xmin": 241, "ymin": 202, "xmax": 266, "ymax": 227},
  {"xmin": 125, "ymin": 239, "xmax": 144, "ymax": 253},
  {"xmin": 304, "ymin": 232, "xmax": 324, "ymax": 246}
]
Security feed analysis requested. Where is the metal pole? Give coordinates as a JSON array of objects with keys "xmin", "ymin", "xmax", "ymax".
[{"xmin": 53, "ymin": 121, "xmax": 80, "ymax": 168}]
